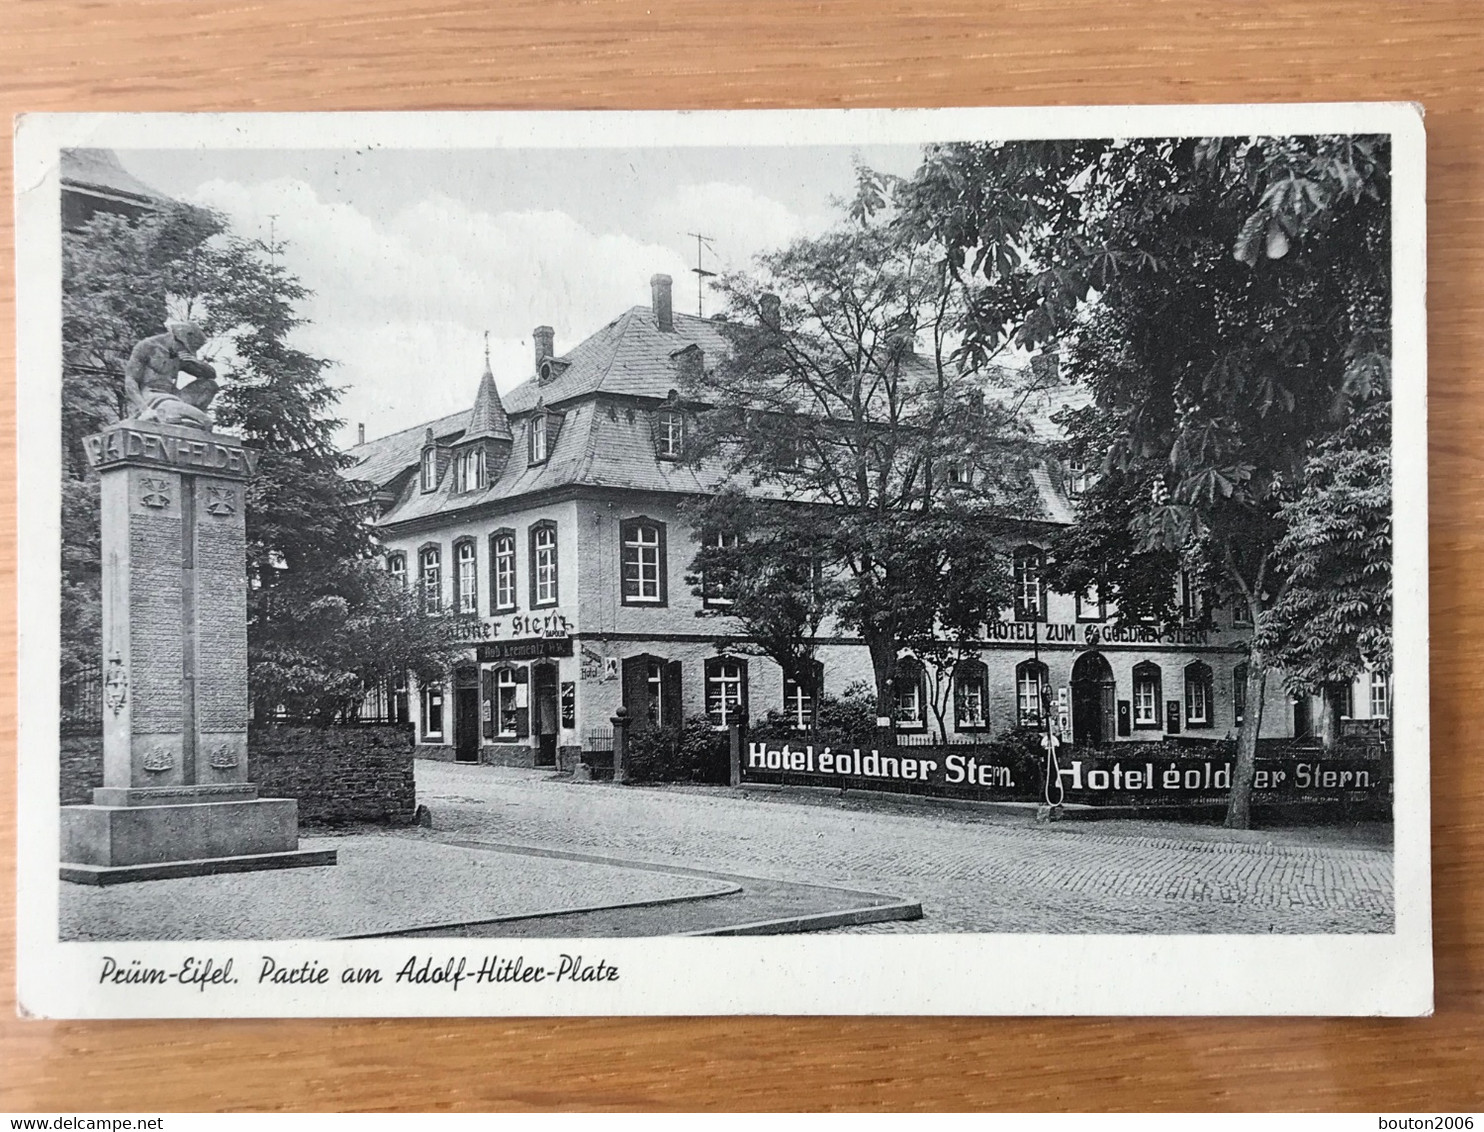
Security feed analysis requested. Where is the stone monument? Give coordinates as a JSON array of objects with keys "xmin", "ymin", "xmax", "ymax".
[{"xmin": 60, "ymin": 323, "xmax": 336, "ymax": 883}]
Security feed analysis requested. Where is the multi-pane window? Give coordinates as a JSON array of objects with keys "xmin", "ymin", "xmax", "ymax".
[
  {"xmin": 421, "ymin": 681, "xmax": 444, "ymax": 739},
  {"xmin": 1180, "ymin": 570, "xmax": 1206, "ymax": 622},
  {"xmin": 620, "ymin": 518, "xmax": 666, "ymax": 605},
  {"xmin": 1016, "ymin": 661, "xmax": 1048, "ymax": 728},
  {"xmin": 645, "ymin": 660, "xmax": 666, "ymax": 727},
  {"xmin": 894, "ymin": 659, "xmax": 925, "ymax": 729},
  {"xmin": 1075, "ymin": 583, "xmax": 1104, "ymax": 622},
  {"xmin": 656, "ymin": 410, "xmax": 685, "ymax": 459},
  {"xmin": 1337, "ymin": 680, "xmax": 1354, "ymax": 719},
  {"xmin": 1133, "ymin": 662, "xmax": 1162, "ymax": 728},
  {"xmin": 783, "ymin": 663, "xmax": 822, "ymax": 730},
  {"xmin": 387, "ymin": 553, "xmax": 407, "ymax": 590},
  {"xmin": 455, "ymin": 540, "xmax": 478, "ymax": 614},
  {"xmin": 530, "ymin": 522, "xmax": 558, "ymax": 607},
  {"xmin": 954, "ymin": 660, "xmax": 989, "ymax": 730},
  {"xmin": 528, "ymin": 414, "xmax": 548, "ymax": 465},
  {"xmin": 490, "ymin": 531, "xmax": 516, "ymax": 612},
  {"xmin": 1232, "ymin": 600, "xmax": 1253, "ymax": 626},
  {"xmin": 1234, "ymin": 663, "xmax": 1248, "ymax": 724},
  {"xmin": 701, "ymin": 530, "xmax": 738, "ymax": 607},
  {"xmin": 420, "ymin": 447, "xmax": 438, "ymax": 492},
  {"xmin": 945, "ymin": 459, "xmax": 972, "ymax": 487},
  {"xmin": 1370, "ymin": 672, "xmax": 1390, "ymax": 718},
  {"xmin": 496, "ymin": 668, "xmax": 519, "ymax": 737},
  {"xmin": 1013, "ymin": 546, "xmax": 1045, "ymax": 622},
  {"xmin": 453, "ymin": 447, "xmax": 486, "ymax": 493},
  {"xmin": 419, "ymin": 546, "xmax": 442, "ymax": 613},
  {"xmin": 1185, "ymin": 661, "xmax": 1213, "ymax": 727},
  {"xmin": 1067, "ymin": 459, "xmax": 1091, "ymax": 498},
  {"xmin": 705, "ymin": 658, "xmax": 747, "ymax": 727}
]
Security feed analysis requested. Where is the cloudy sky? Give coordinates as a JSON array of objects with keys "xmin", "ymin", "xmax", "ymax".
[{"xmin": 116, "ymin": 144, "xmax": 928, "ymax": 448}]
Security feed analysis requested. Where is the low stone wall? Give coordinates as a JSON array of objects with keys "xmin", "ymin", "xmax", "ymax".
[
  {"xmin": 62, "ymin": 726, "xmax": 419, "ymax": 824},
  {"xmin": 250, "ymin": 725, "xmax": 417, "ymax": 825}
]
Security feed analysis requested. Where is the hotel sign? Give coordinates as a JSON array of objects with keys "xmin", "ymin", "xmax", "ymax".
[
  {"xmin": 444, "ymin": 611, "xmax": 574, "ymax": 643},
  {"xmin": 741, "ymin": 741, "xmax": 1388, "ymax": 808}
]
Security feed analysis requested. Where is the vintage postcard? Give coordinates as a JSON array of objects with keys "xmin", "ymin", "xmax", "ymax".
[{"xmin": 14, "ymin": 105, "xmax": 1430, "ymax": 1017}]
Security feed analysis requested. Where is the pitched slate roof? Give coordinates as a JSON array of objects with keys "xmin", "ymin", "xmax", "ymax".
[
  {"xmin": 465, "ymin": 359, "xmax": 513, "ymax": 442},
  {"xmin": 342, "ymin": 298, "xmax": 1081, "ymax": 529},
  {"xmin": 345, "ymin": 410, "xmax": 467, "ymax": 491},
  {"xmin": 61, "ymin": 149, "xmax": 167, "ymax": 206}
]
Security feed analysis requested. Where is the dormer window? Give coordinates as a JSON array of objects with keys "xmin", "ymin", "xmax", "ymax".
[
  {"xmin": 1067, "ymin": 459, "xmax": 1091, "ymax": 498},
  {"xmin": 453, "ymin": 446, "xmax": 486, "ymax": 493},
  {"xmin": 529, "ymin": 414, "xmax": 548, "ymax": 465},
  {"xmin": 420, "ymin": 446, "xmax": 438, "ymax": 492},
  {"xmin": 656, "ymin": 410, "xmax": 684, "ymax": 460}
]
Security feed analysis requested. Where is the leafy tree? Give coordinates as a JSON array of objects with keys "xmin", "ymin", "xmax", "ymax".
[
  {"xmin": 891, "ymin": 135, "xmax": 1391, "ymax": 827},
  {"xmin": 61, "ymin": 200, "xmax": 468, "ymax": 721},
  {"xmin": 683, "ymin": 488, "xmax": 837, "ymax": 701},
  {"xmin": 685, "ymin": 222, "xmax": 1040, "ymax": 724},
  {"xmin": 1261, "ymin": 398, "xmax": 1392, "ymax": 748}
]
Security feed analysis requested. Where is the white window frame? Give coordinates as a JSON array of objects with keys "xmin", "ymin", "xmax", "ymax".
[
  {"xmin": 420, "ymin": 447, "xmax": 437, "ymax": 492},
  {"xmin": 894, "ymin": 663, "xmax": 925, "ymax": 729},
  {"xmin": 646, "ymin": 660, "xmax": 666, "ymax": 728},
  {"xmin": 419, "ymin": 547, "xmax": 441, "ymax": 613},
  {"xmin": 493, "ymin": 533, "xmax": 516, "ymax": 612},
  {"xmin": 388, "ymin": 553, "xmax": 407, "ymax": 590},
  {"xmin": 954, "ymin": 662, "xmax": 989, "ymax": 730},
  {"xmin": 706, "ymin": 659, "xmax": 746, "ymax": 728},
  {"xmin": 496, "ymin": 668, "xmax": 519, "ymax": 738},
  {"xmin": 1185, "ymin": 664, "xmax": 1211, "ymax": 725},
  {"xmin": 1134, "ymin": 668, "xmax": 1160, "ymax": 726},
  {"xmin": 456, "ymin": 540, "xmax": 478, "ymax": 614},
  {"xmin": 532, "ymin": 524, "xmax": 558, "ymax": 607},
  {"xmin": 783, "ymin": 672, "xmax": 816, "ymax": 730},
  {"xmin": 529, "ymin": 414, "xmax": 548, "ymax": 464},
  {"xmin": 1016, "ymin": 663, "xmax": 1046, "ymax": 727},
  {"xmin": 657, "ymin": 410, "xmax": 685, "ymax": 459},
  {"xmin": 1369, "ymin": 672, "xmax": 1389, "ymax": 719},
  {"xmin": 422, "ymin": 683, "xmax": 445, "ymax": 740},
  {"xmin": 1014, "ymin": 547, "xmax": 1044, "ymax": 621},
  {"xmin": 702, "ymin": 530, "xmax": 738, "ymax": 608},
  {"xmin": 621, "ymin": 520, "xmax": 665, "ymax": 604}
]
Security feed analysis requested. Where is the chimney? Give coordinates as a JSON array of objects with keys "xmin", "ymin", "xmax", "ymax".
[
  {"xmin": 651, "ymin": 274, "xmax": 673, "ymax": 332},
  {"xmin": 760, "ymin": 292, "xmax": 781, "ymax": 330},
  {"xmin": 533, "ymin": 326, "xmax": 555, "ymax": 369},
  {"xmin": 357, "ymin": 422, "xmax": 365, "ymax": 446}
]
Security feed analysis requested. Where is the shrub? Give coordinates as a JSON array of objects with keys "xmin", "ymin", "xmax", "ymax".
[{"xmin": 623, "ymin": 714, "xmax": 729, "ymax": 784}]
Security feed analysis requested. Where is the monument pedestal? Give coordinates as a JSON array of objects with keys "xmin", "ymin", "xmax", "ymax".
[{"xmin": 61, "ymin": 420, "xmax": 336, "ymax": 884}]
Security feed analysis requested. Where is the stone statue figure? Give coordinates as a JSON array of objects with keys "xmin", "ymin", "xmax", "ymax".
[{"xmin": 123, "ymin": 320, "xmax": 220, "ymax": 430}]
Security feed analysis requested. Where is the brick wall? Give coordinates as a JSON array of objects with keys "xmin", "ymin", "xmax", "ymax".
[
  {"xmin": 61, "ymin": 735, "xmax": 104, "ymax": 805},
  {"xmin": 249, "ymin": 725, "xmax": 417, "ymax": 824}
]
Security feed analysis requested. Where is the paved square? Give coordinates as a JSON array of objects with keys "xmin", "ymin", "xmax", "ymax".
[{"xmin": 418, "ymin": 763, "xmax": 1394, "ymax": 934}]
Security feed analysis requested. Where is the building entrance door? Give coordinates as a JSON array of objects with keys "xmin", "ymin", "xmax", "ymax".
[
  {"xmin": 1071, "ymin": 651, "xmax": 1116, "ymax": 747},
  {"xmin": 532, "ymin": 662, "xmax": 559, "ymax": 767},
  {"xmin": 454, "ymin": 665, "xmax": 480, "ymax": 763}
]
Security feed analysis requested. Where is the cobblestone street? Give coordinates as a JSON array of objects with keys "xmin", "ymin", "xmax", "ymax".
[{"xmin": 415, "ymin": 763, "xmax": 1394, "ymax": 934}]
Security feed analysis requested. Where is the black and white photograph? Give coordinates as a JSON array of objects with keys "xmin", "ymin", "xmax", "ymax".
[{"xmin": 14, "ymin": 106, "xmax": 1430, "ymax": 1017}]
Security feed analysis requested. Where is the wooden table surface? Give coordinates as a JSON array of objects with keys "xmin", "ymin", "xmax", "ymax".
[{"xmin": 2, "ymin": 0, "xmax": 1480, "ymax": 1113}]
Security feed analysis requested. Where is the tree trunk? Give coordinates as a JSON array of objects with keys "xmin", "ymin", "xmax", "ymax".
[
  {"xmin": 865, "ymin": 631, "xmax": 897, "ymax": 737},
  {"xmin": 1225, "ymin": 648, "xmax": 1269, "ymax": 829},
  {"xmin": 1318, "ymin": 684, "xmax": 1342, "ymax": 752}
]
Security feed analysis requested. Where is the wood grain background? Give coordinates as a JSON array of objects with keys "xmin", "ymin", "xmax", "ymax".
[{"xmin": 2, "ymin": 0, "xmax": 1480, "ymax": 1112}]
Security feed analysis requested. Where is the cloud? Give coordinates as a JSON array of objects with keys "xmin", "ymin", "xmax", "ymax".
[
  {"xmin": 648, "ymin": 181, "xmax": 832, "ymax": 274},
  {"xmin": 185, "ymin": 178, "xmax": 694, "ymax": 445}
]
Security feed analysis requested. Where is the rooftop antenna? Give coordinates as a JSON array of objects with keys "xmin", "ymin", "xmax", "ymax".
[{"xmin": 687, "ymin": 232, "xmax": 716, "ymax": 317}]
